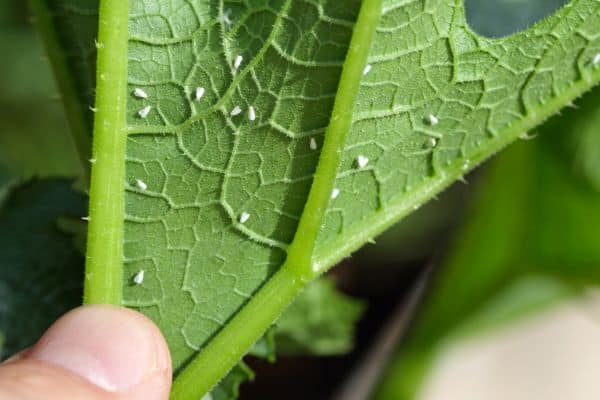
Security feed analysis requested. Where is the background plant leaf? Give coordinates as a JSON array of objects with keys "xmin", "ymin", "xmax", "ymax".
[
  {"xmin": 0, "ymin": 1, "xmax": 83, "ymax": 179},
  {"xmin": 0, "ymin": 179, "xmax": 86, "ymax": 357},
  {"xmin": 30, "ymin": 0, "xmax": 98, "ymax": 133},
  {"xmin": 274, "ymin": 278, "xmax": 365, "ymax": 356}
]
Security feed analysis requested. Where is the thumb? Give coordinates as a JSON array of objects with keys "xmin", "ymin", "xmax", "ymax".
[{"xmin": 0, "ymin": 305, "xmax": 172, "ymax": 400}]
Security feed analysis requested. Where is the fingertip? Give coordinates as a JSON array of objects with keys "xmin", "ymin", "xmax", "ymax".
[{"xmin": 26, "ymin": 305, "xmax": 171, "ymax": 396}]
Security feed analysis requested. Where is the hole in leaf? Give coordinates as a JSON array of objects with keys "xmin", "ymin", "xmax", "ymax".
[{"xmin": 465, "ymin": 0, "xmax": 569, "ymax": 38}]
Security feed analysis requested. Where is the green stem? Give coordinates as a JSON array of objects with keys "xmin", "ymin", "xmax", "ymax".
[
  {"xmin": 170, "ymin": 268, "xmax": 304, "ymax": 399},
  {"xmin": 83, "ymin": 0, "xmax": 129, "ymax": 304},
  {"xmin": 170, "ymin": 1, "xmax": 382, "ymax": 398},
  {"xmin": 28, "ymin": 0, "xmax": 92, "ymax": 183},
  {"xmin": 285, "ymin": 0, "xmax": 383, "ymax": 278}
]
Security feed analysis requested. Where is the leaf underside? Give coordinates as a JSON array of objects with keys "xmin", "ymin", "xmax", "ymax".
[
  {"xmin": 122, "ymin": 0, "xmax": 361, "ymax": 369},
  {"xmin": 34, "ymin": 0, "xmax": 600, "ymax": 388},
  {"xmin": 120, "ymin": 0, "xmax": 600, "ymax": 372},
  {"xmin": 0, "ymin": 179, "xmax": 86, "ymax": 357}
]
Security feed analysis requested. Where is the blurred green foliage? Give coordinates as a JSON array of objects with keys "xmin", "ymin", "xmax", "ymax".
[
  {"xmin": 0, "ymin": 179, "xmax": 86, "ymax": 357},
  {"xmin": 0, "ymin": 2, "xmax": 81, "ymax": 179},
  {"xmin": 274, "ymin": 278, "xmax": 365, "ymax": 356},
  {"xmin": 374, "ymin": 86, "xmax": 600, "ymax": 400}
]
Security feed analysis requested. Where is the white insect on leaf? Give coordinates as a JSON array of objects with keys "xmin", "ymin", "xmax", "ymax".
[
  {"xmin": 81, "ymin": 216, "xmax": 90, "ymax": 221},
  {"xmin": 239, "ymin": 212, "xmax": 250, "ymax": 224},
  {"xmin": 138, "ymin": 105, "xmax": 152, "ymax": 119},
  {"xmin": 133, "ymin": 88, "xmax": 148, "ymax": 99},
  {"xmin": 230, "ymin": 105, "xmax": 242, "ymax": 116},
  {"xmin": 363, "ymin": 64, "xmax": 372, "ymax": 76},
  {"xmin": 248, "ymin": 106, "xmax": 256, "ymax": 121},
  {"xmin": 233, "ymin": 55, "xmax": 243, "ymax": 70},
  {"xmin": 427, "ymin": 137, "xmax": 438, "ymax": 148},
  {"xmin": 136, "ymin": 179, "xmax": 148, "ymax": 191},
  {"xmin": 309, "ymin": 137, "xmax": 317, "ymax": 150},
  {"xmin": 427, "ymin": 114, "xmax": 439, "ymax": 126},
  {"xmin": 133, "ymin": 270, "xmax": 145, "ymax": 285},
  {"xmin": 194, "ymin": 87, "xmax": 205, "ymax": 101},
  {"xmin": 356, "ymin": 155, "xmax": 369, "ymax": 169},
  {"xmin": 519, "ymin": 132, "xmax": 538, "ymax": 141},
  {"xmin": 331, "ymin": 188, "xmax": 340, "ymax": 199}
]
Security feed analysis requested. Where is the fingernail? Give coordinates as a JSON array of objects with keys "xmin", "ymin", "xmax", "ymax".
[{"xmin": 27, "ymin": 305, "xmax": 171, "ymax": 392}]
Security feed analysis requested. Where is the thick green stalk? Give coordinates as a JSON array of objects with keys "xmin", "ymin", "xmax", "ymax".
[
  {"xmin": 170, "ymin": 268, "xmax": 304, "ymax": 399},
  {"xmin": 170, "ymin": 1, "xmax": 382, "ymax": 398},
  {"xmin": 83, "ymin": 0, "xmax": 129, "ymax": 304},
  {"xmin": 285, "ymin": 0, "xmax": 383, "ymax": 277}
]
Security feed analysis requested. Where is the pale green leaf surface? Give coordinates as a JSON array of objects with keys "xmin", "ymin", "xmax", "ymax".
[
  {"xmin": 203, "ymin": 363, "xmax": 253, "ymax": 400},
  {"xmin": 26, "ymin": 0, "xmax": 99, "ymax": 180}
]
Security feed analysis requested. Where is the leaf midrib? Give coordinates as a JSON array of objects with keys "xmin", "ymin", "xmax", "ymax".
[{"xmin": 169, "ymin": 1, "xmax": 383, "ymax": 398}]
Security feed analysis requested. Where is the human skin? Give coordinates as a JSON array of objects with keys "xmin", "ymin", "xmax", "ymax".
[{"xmin": 0, "ymin": 305, "xmax": 172, "ymax": 400}]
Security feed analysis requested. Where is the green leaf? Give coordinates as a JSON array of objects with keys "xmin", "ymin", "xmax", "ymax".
[
  {"xmin": 0, "ymin": 179, "xmax": 86, "ymax": 357},
  {"xmin": 208, "ymin": 278, "xmax": 363, "ymax": 398},
  {"xmin": 204, "ymin": 363, "xmax": 253, "ymax": 400},
  {"xmin": 28, "ymin": 0, "xmax": 99, "ymax": 180},
  {"xmin": 32, "ymin": 0, "xmax": 600, "ymax": 398},
  {"xmin": 29, "ymin": 0, "xmax": 98, "ymax": 132},
  {"xmin": 374, "ymin": 86, "xmax": 600, "ymax": 400},
  {"xmin": 0, "ymin": 8, "xmax": 85, "ymax": 180},
  {"xmin": 274, "ymin": 278, "xmax": 365, "ymax": 356}
]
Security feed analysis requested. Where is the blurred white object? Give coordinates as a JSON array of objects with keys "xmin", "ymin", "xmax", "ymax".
[{"xmin": 419, "ymin": 295, "xmax": 600, "ymax": 400}]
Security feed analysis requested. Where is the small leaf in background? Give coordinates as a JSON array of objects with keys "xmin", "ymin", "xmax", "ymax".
[
  {"xmin": 0, "ymin": 179, "xmax": 86, "ymax": 357},
  {"xmin": 274, "ymin": 278, "xmax": 365, "ymax": 356},
  {"xmin": 205, "ymin": 364, "xmax": 254, "ymax": 400},
  {"xmin": 210, "ymin": 278, "xmax": 364, "ymax": 398}
]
